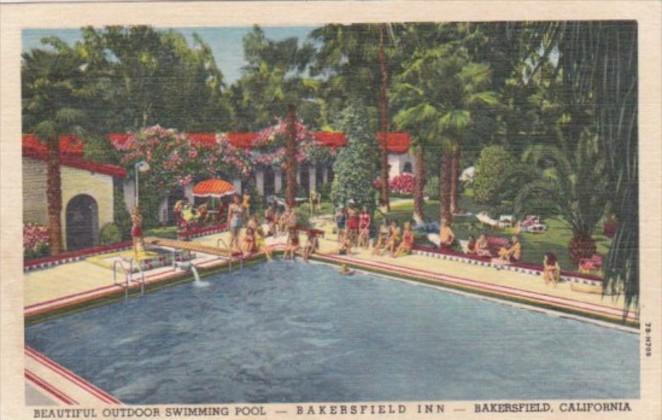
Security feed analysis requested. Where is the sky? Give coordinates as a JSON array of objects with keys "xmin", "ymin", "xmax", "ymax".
[{"xmin": 22, "ymin": 26, "xmax": 316, "ymax": 84}]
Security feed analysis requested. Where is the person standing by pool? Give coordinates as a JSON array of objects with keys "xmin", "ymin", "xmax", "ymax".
[
  {"xmin": 346, "ymin": 202, "xmax": 360, "ymax": 246},
  {"xmin": 335, "ymin": 207, "xmax": 346, "ymax": 243},
  {"xmin": 131, "ymin": 206, "xmax": 145, "ymax": 257},
  {"xmin": 227, "ymin": 194, "xmax": 243, "ymax": 251},
  {"xmin": 358, "ymin": 207, "xmax": 371, "ymax": 248},
  {"xmin": 439, "ymin": 219, "xmax": 455, "ymax": 249}
]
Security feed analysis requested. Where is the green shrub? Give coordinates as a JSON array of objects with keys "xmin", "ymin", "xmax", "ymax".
[
  {"xmin": 424, "ymin": 176, "xmax": 440, "ymax": 200},
  {"xmin": 99, "ymin": 223, "xmax": 122, "ymax": 245},
  {"xmin": 294, "ymin": 207, "xmax": 311, "ymax": 228},
  {"xmin": 473, "ymin": 146, "xmax": 515, "ymax": 204}
]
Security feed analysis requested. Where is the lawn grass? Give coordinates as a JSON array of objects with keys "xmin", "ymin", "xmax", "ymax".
[{"xmin": 369, "ymin": 194, "xmax": 612, "ymax": 272}]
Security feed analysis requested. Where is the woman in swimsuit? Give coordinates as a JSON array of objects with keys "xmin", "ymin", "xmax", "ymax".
[
  {"xmin": 358, "ymin": 207, "xmax": 371, "ymax": 248},
  {"xmin": 383, "ymin": 221, "xmax": 401, "ymax": 256},
  {"xmin": 346, "ymin": 205, "xmax": 360, "ymax": 246},
  {"xmin": 227, "ymin": 194, "xmax": 243, "ymax": 251},
  {"xmin": 395, "ymin": 222, "xmax": 414, "ymax": 257},
  {"xmin": 131, "ymin": 206, "xmax": 145, "ymax": 257},
  {"xmin": 241, "ymin": 227, "xmax": 257, "ymax": 256},
  {"xmin": 372, "ymin": 220, "xmax": 389, "ymax": 255}
]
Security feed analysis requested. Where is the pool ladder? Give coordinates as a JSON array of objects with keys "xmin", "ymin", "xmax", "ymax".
[{"xmin": 112, "ymin": 257, "xmax": 145, "ymax": 301}]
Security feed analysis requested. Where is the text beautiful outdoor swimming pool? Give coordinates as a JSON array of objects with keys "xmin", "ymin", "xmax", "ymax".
[{"xmin": 26, "ymin": 261, "xmax": 639, "ymax": 404}]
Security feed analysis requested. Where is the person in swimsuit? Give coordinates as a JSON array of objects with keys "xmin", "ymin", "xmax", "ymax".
[
  {"xmin": 543, "ymin": 252, "xmax": 560, "ymax": 286},
  {"xmin": 383, "ymin": 221, "xmax": 401, "ymax": 256},
  {"xmin": 439, "ymin": 219, "xmax": 455, "ymax": 248},
  {"xmin": 241, "ymin": 227, "xmax": 257, "ymax": 256},
  {"xmin": 302, "ymin": 230, "xmax": 320, "ymax": 262},
  {"xmin": 346, "ymin": 203, "xmax": 360, "ymax": 246},
  {"xmin": 337, "ymin": 231, "xmax": 353, "ymax": 255},
  {"xmin": 284, "ymin": 227, "xmax": 300, "ymax": 260},
  {"xmin": 227, "ymin": 194, "xmax": 243, "ymax": 251},
  {"xmin": 358, "ymin": 207, "xmax": 372, "ymax": 248},
  {"xmin": 372, "ymin": 220, "xmax": 389, "ymax": 255},
  {"xmin": 475, "ymin": 233, "xmax": 491, "ymax": 257},
  {"xmin": 498, "ymin": 235, "xmax": 522, "ymax": 263},
  {"xmin": 335, "ymin": 207, "xmax": 346, "ymax": 243},
  {"xmin": 253, "ymin": 222, "xmax": 273, "ymax": 261},
  {"xmin": 395, "ymin": 222, "xmax": 414, "ymax": 257},
  {"xmin": 264, "ymin": 204, "xmax": 276, "ymax": 236},
  {"xmin": 131, "ymin": 206, "xmax": 145, "ymax": 257}
]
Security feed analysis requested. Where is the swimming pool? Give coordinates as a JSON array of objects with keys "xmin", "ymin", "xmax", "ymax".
[{"xmin": 26, "ymin": 261, "xmax": 639, "ymax": 404}]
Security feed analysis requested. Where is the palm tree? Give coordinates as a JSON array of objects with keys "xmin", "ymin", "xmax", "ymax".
[
  {"xmin": 393, "ymin": 44, "xmax": 497, "ymax": 226},
  {"xmin": 515, "ymin": 132, "xmax": 610, "ymax": 265},
  {"xmin": 22, "ymin": 38, "xmax": 90, "ymax": 255}
]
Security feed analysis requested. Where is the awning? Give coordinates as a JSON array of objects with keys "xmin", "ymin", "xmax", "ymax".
[{"xmin": 192, "ymin": 178, "xmax": 235, "ymax": 198}]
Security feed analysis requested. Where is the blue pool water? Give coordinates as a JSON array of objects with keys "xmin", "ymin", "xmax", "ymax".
[{"xmin": 26, "ymin": 261, "xmax": 639, "ymax": 404}]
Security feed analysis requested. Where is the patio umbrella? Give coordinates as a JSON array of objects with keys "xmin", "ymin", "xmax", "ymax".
[{"xmin": 192, "ymin": 178, "xmax": 235, "ymax": 198}]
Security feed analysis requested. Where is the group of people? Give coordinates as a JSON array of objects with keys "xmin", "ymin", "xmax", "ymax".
[
  {"xmin": 333, "ymin": 204, "xmax": 415, "ymax": 258},
  {"xmin": 334, "ymin": 205, "xmax": 373, "ymax": 252},
  {"xmin": 226, "ymin": 194, "xmax": 322, "ymax": 262}
]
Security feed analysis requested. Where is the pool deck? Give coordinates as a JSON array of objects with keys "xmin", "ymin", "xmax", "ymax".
[{"xmin": 23, "ymin": 228, "xmax": 638, "ymax": 405}]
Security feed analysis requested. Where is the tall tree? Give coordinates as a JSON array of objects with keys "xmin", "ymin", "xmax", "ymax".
[
  {"xmin": 525, "ymin": 21, "xmax": 639, "ymax": 313},
  {"xmin": 22, "ymin": 38, "xmax": 92, "ymax": 255},
  {"xmin": 393, "ymin": 41, "xmax": 497, "ymax": 225},
  {"xmin": 311, "ymin": 24, "xmax": 402, "ymax": 209},
  {"xmin": 77, "ymin": 25, "xmax": 233, "ymax": 132},
  {"xmin": 330, "ymin": 103, "xmax": 380, "ymax": 211}
]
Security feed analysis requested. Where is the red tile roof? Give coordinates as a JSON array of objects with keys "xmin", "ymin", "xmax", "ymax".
[
  {"xmin": 23, "ymin": 134, "xmax": 127, "ymax": 178},
  {"xmin": 313, "ymin": 131, "xmax": 347, "ymax": 148},
  {"xmin": 377, "ymin": 132, "xmax": 411, "ymax": 154},
  {"xmin": 225, "ymin": 132, "xmax": 259, "ymax": 148},
  {"xmin": 106, "ymin": 131, "xmax": 411, "ymax": 153}
]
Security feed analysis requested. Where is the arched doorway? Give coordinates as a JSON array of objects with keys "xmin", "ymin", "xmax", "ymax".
[
  {"xmin": 403, "ymin": 162, "xmax": 413, "ymax": 173},
  {"xmin": 66, "ymin": 194, "xmax": 99, "ymax": 251}
]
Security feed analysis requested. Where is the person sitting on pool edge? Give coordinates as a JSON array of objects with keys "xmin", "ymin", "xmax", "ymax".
[
  {"xmin": 241, "ymin": 227, "xmax": 257, "ymax": 257},
  {"xmin": 337, "ymin": 230, "xmax": 353, "ymax": 255},
  {"xmin": 497, "ymin": 235, "xmax": 522, "ymax": 264},
  {"xmin": 284, "ymin": 227, "xmax": 300, "ymax": 260},
  {"xmin": 543, "ymin": 252, "xmax": 560, "ymax": 287},
  {"xmin": 372, "ymin": 220, "xmax": 389, "ymax": 256},
  {"xmin": 255, "ymin": 221, "xmax": 273, "ymax": 261},
  {"xmin": 475, "ymin": 233, "xmax": 491, "ymax": 257},
  {"xmin": 439, "ymin": 219, "xmax": 455, "ymax": 249},
  {"xmin": 382, "ymin": 221, "xmax": 401, "ymax": 256},
  {"xmin": 302, "ymin": 229, "xmax": 320, "ymax": 262},
  {"xmin": 394, "ymin": 222, "xmax": 414, "ymax": 257}
]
